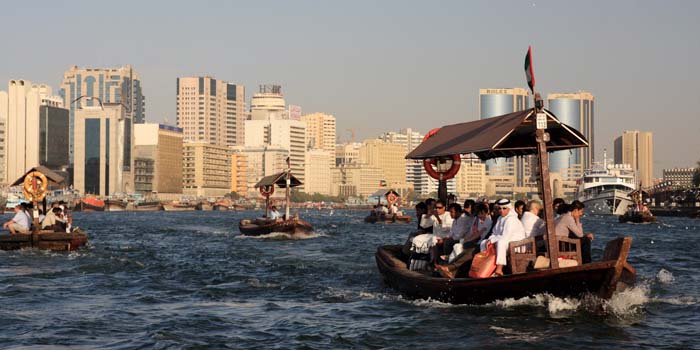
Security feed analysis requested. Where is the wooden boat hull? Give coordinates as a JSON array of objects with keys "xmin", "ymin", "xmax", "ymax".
[
  {"xmin": 134, "ymin": 203, "xmax": 163, "ymax": 211},
  {"xmin": 375, "ymin": 237, "xmax": 635, "ymax": 305},
  {"xmin": 0, "ymin": 229, "xmax": 88, "ymax": 251},
  {"xmin": 213, "ymin": 204, "xmax": 231, "ymax": 211},
  {"xmin": 163, "ymin": 204, "xmax": 196, "ymax": 211},
  {"xmin": 618, "ymin": 213, "xmax": 657, "ymax": 224},
  {"xmin": 238, "ymin": 218, "xmax": 314, "ymax": 236},
  {"xmin": 104, "ymin": 200, "xmax": 128, "ymax": 212},
  {"xmin": 364, "ymin": 214, "xmax": 412, "ymax": 224}
]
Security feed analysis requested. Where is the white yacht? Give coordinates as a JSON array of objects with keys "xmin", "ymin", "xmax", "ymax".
[{"xmin": 575, "ymin": 161, "xmax": 637, "ymax": 216}]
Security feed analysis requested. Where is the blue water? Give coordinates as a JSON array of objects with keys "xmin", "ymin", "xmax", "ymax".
[{"xmin": 0, "ymin": 210, "xmax": 698, "ymax": 349}]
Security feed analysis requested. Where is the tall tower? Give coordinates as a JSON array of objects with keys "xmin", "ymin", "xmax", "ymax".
[
  {"xmin": 547, "ymin": 92, "xmax": 595, "ymax": 181},
  {"xmin": 478, "ymin": 88, "xmax": 530, "ymax": 183},
  {"xmin": 614, "ymin": 130, "xmax": 653, "ymax": 188},
  {"xmin": 60, "ymin": 65, "xmax": 145, "ymax": 161},
  {"xmin": 301, "ymin": 112, "xmax": 336, "ymax": 167},
  {"xmin": 176, "ymin": 76, "xmax": 246, "ymax": 147}
]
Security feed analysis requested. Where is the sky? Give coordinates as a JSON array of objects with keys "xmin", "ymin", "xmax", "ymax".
[{"xmin": 2, "ymin": 0, "xmax": 699, "ymax": 176}]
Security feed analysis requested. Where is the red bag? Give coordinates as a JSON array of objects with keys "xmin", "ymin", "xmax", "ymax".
[{"xmin": 469, "ymin": 242, "xmax": 497, "ymax": 278}]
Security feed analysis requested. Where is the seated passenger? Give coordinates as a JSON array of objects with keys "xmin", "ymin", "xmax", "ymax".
[
  {"xmin": 480, "ymin": 199, "xmax": 526, "ymax": 276},
  {"xmin": 269, "ymin": 206, "xmax": 281, "ymax": 220},
  {"xmin": 434, "ymin": 203, "xmax": 490, "ymax": 278},
  {"xmin": 521, "ymin": 200, "xmax": 545, "ymax": 238},
  {"xmin": 3, "ymin": 204, "xmax": 31, "ymax": 234},
  {"xmin": 555, "ymin": 200, "xmax": 594, "ymax": 264},
  {"xmin": 437, "ymin": 203, "xmax": 471, "ymax": 257},
  {"xmin": 431, "ymin": 200, "xmax": 453, "ymax": 239},
  {"xmin": 402, "ymin": 201, "xmax": 431, "ymax": 257},
  {"xmin": 514, "ymin": 200, "xmax": 526, "ymax": 219},
  {"xmin": 42, "ymin": 207, "xmax": 67, "ymax": 232}
]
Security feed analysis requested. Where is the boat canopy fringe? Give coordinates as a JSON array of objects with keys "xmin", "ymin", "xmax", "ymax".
[
  {"xmin": 254, "ymin": 171, "xmax": 303, "ymax": 188},
  {"xmin": 406, "ymin": 108, "xmax": 588, "ymax": 161}
]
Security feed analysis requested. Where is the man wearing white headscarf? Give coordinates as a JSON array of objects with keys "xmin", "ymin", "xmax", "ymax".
[{"xmin": 480, "ymin": 198, "xmax": 526, "ymax": 276}]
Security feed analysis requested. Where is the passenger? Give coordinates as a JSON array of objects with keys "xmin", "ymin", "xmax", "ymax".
[
  {"xmin": 390, "ymin": 203, "xmax": 399, "ymax": 215},
  {"xmin": 552, "ymin": 198, "xmax": 566, "ymax": 219},
  {"xmin": 514, "ymin": 200, "xmax": 526, "ymax": 220},
  {"xmin": 3, "ymin": 204, "xmax": 31, "ymax": 234},
  {"xmin": 521, "ymin": 200, "xmax": 545, "ymax": 238},
  {"xmin": 555, "ymin": 200, "xmax": 594, "ymax": 264},
  {"xmin": 434, "ymin": 203, "xmax": 491, "ymax": 278},
  {"xmin": 439, "ymin": 203, "xmax": 470, "ymax": 257},
  {"xmin": 380, "ymin": 204, "xmax": 389, "ymax": 215},
  {"xmin": 463, "ymin": 199, "xmax": 475, "ymax": 217},
  {"xmin": 480, "ymin": 198, "xmax": 526, "ymax": 276},
  {"xmin": 269, "ymin": 206, "xmax": 281, "ymax": 220},
  {"xmin": 42, "ymin": 207, "xmax": 66, "ymax": 232},
  {"xmin": 431, "ymin": 200, "xmax": 453, "ymax": 239},
  {"xmin": 402, "ymin": 202, "xmax": 431, "ymax": 257},
  {"xmin": 487, "ymin": 202, "xmax": 500, "ymax": 236}
]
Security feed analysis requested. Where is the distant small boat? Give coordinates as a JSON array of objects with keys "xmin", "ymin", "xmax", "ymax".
[
  {"xmin": 618, "ymin": 212, "xmax": 657, "ymax": 224},
  {"xmin": 196, "ymin": 202, "xmax": 213, "ymax": 211},
  {"xmin": 134, "ymin": 201, "xmax": 163, "ymax": 211},
  {"xmin": 238, "ymin": 218, "xmax": 314, "ymax": 236},
  {"xmin": 364, "ymin": 214, "xmax": 412, "ymax": 224},
  {"xmin": 104, "ymin": 199, "xmax": 128, "ymax": 212},
  {"xmin": 76, "ymin": 197, "xmax": 105, "ymax": 212}
]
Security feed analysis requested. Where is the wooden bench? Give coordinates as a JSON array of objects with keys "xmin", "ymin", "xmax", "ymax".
[{"xmin": 508, "ymin": 235, "xmax": 583, "ymax": 273}]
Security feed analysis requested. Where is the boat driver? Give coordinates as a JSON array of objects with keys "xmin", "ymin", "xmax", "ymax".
[{"xmin": 269, "ymin": 206, "xmax": 281, "ymax": 221}]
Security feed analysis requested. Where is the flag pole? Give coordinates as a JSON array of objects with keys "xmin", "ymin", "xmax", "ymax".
[{"xmin": 526, "ymin": 46, "xmax": 559, "ymax": 269}]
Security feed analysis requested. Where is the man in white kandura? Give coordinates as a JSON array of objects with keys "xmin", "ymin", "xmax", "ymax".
[{"xmin": 480, "ymin": 198, "xmax": 526, "ymax": 276}]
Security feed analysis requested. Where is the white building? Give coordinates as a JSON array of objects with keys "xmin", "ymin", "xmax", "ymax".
[{"xmin": 245, "ymin": 118, "xmax": 307, "ymax": 190}]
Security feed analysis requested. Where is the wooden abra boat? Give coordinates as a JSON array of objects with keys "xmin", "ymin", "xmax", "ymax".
[
  {"xmin": 364, "ymin": 214, "xmax": 412, "ymax": 224},
  {"xmin": 0, "ymin": 229, "xmax": 88, "ymax": 251},
  {"xmin": 239, "ymin": 218, "xmax": 314, "ymax": 236},
  {"xmin": 381, "ymin": 51, "xmax": 637, "ymax": 304},
  {"xmin": 238, "ymin": 162, "xmax": 314, "ymax": 236},
  {"xmin": 376, "ymin": 237, "xmax": 635, "ymax": 304},
  {"xmin": 618, "ymin": 212, "xmax": 656, "ymax": 224}
]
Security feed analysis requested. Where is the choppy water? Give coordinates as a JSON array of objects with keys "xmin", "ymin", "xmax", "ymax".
[{"xmin": 0, "ymin": 210, "xmax": 698, "ymax": 349}]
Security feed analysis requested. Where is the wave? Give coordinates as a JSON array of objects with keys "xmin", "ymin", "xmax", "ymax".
[{"xmin": 235, "ymin": 231, "xmax": 325, "ymax": 240}]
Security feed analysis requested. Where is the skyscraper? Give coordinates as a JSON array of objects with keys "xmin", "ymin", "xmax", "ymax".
[
  {"xmin": 614, "ymin": 130, "xmax": 653, "ymax": 188},
  {"xmin": 301, "ymin": 112, "xmax": 336, "ymax": 154},
  {"xmin": 547, "ymin": 92, "xmax": 595, "ymax": 180},
  {"xmin": 176, "ymin": 76, "xmax": 246, "ymax": 147},
  {"xmin": 60, "ymin": 65, "xmax": 145, "ymax": 160},
  {"xmin": 478, "ymin": 88, "xmax": 529, "ymax": 181},
  {"xmin": 0, "ymin": 80, "xmax": 69, "ymax": 184}
]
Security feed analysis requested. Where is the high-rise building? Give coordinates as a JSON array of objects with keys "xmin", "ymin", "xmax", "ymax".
[
  {"xmin": 250, "ymin": 85, "xmax": 286, "ymax": 121},
  {"xmin": 359, "ymin": 139, "xmax": 406, "ymax": 187},
  {"xmin": 302, "ymin": 112, "xmax": 336, "ymax": 152},
  {"xmin": 547, "ymin": 92, "xmax": 595, "ymax": 180},
  {"xmin": 479, "ymin": 88, "xmax": 530, "ymax": 182},
  {"xmin": 230, "ymin": 151, "xmax": 248, "ymax": 196},
  {"xmin": 60, "ymin": 65, "xmax": 145, "ymax": 160},
  {"xmin": 379, "ymin": 128, "xmax": 425, "ymax": 192},
  {"xmin": 455, "ymin": 154, "xmax": 486, "ymax": 198},
  {"xmin": 235, "ymin": 146, "xmax": 289, "ymax": 197},
  {"xmin": 73, "ymin": 104, "xmax": 133, "ymax": 196},
  {"xmin": 133, "ymin": 123, "xmax": 183, "ymax": 195},
  {"xmin": 305, "ymin": 149, "xmax": 332, "ymax": 195},
  {"xmin": 176, "ymin": 76, "xmax": 246, "ymax": 147},
  {"xmin": 331, "ymin": 164, "xmax": 384, "ymax": 198},
  {"xmin": 182, "ymin": 142, "xmax": 231, "ymax": 197},
  {"xmin": 245, "ymin": 118, "xmax": 307, "ymax": 189},
  {"xmin": 663, "ymin": 168, "xmax": 697, "ymax": 188},
  {"xmin": 0, "ymin": 80, "xmax": 70, "ymax": 184},
  {"xmin": 614, "ymin": 130, "xmax": 653, "ymax": 188}
]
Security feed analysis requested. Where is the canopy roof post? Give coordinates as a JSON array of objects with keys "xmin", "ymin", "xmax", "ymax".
[{"xmin": 533, "ymin": 93, "xmax": 559, "ymax": 269}]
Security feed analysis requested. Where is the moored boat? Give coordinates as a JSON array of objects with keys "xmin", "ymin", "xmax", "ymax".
[
  {"xmin": 163, "ymin": 202, "xmax": 197, "ymax": 211},
  {"xmin": 104, "ymin": 199, "xmax": 128, "ymax": 211},
  {"xmin": 77, "ymin": 197, "xmax": 105, "ymax": 212},
  {"xmin": 134, "ymin": 201, "xmax": 163, "ymax": 211}
]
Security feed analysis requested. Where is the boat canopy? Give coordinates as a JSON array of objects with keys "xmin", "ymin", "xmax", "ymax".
[
  {"xmin": 255, "ymin": 171, "xmax": 303, "ymax": 188},
  {"xmin": 406, "ymin": 109, "xmax": 588, "ymax": 161},
  {"xmin": 11, "ymin": 165, "xmax": 66, "ymax": 187}
]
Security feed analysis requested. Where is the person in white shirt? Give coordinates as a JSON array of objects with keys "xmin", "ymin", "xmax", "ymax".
[
  {"xmin": 269, "ymin": 206, "xmax": 281, "ymax": 220},
  {"xmin": 439, "ymin": 203, "xmax": 471, "ymax": 257},
  {"xmin": 431, "ymin": 200, "xmax": 453, "ymax": 239},
  {"xmin": 434, "ymin": 202, "xmax": 490, "ymax": 279},
  {"xmin": 521, "ymin": 200, "xmax": 545, "ymax": 238},
  {"xmin": 480, "ymin": 198, "xmax": 526, "ymax": 276},
  {"xmin": 3, "ymin": 205, "xmax": 31, "ymax": 234},
  {"xmin": 390, "ymin": 203, "xmax": 399, "ymax": 215},
  {"xmin": 380, "ymin": 205, "xmax": 389, "ymax": 215}
]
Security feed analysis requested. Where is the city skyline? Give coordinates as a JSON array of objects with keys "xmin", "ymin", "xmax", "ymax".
[{"xmin": 1, "ymin": 1, "xmax": 699, "ymax": 176}]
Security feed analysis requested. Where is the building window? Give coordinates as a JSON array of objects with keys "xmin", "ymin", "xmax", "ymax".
[{"xmin": 85, "ymin": 119, "xmax": 101, "ymax": 195}]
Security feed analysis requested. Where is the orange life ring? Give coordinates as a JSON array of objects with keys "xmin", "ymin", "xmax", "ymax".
[
  {"xmin": 23, "ymin": 171, "xmax": 49, "ymax": 202},
  {"xmin": 259, "ymin": 185, "xmax": 275, "ymax": 197},
  {"xmin": 421, "ymin": 128, "xmax": 461, "ymax": 180},
  {"xmin": 386, "ymin": 192, "xmax": 398, "ymax": 204}
]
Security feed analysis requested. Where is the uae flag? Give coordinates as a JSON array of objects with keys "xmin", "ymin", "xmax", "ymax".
[{"xmin": 524, "ymin": 46, "xmax": 535, "ymax": 93}]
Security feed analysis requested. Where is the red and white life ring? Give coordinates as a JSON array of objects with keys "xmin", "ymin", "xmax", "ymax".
[
  {"xmin": 386, "ymin": 192, "xmax": 398, "ymax": 204},
  {"xmin": 421, "ymin": 128, "xmax": 461, "ymax": 181},
  {"xmin": 259, "ymin": 185, "xmax": 275, "ymax": 197}
]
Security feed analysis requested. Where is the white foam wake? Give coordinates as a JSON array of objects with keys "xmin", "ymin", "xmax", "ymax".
[{"xmin": 235, "ymin": 231, "xmax": 325, "ymax": 240}]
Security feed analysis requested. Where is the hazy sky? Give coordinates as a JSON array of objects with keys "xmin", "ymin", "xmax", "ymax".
[{"xmin": 2, "ymin": 0, "xmax": 699, "ymax": 176}]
